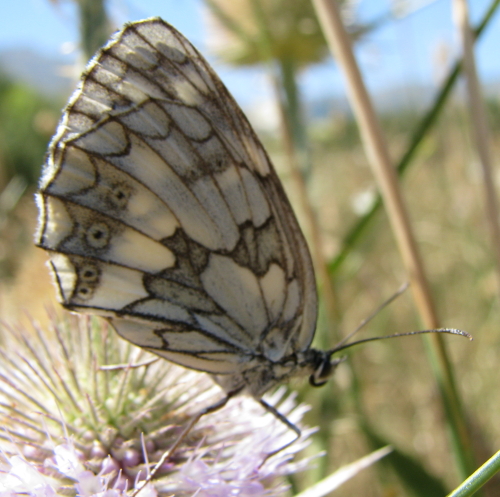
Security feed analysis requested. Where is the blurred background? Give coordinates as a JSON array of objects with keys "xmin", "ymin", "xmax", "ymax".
[{"xmin": 1, "ymin": 0, "xmax": 500, "ymax": 495}]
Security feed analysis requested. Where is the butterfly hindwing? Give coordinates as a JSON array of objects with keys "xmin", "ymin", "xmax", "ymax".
[{"xmin": 36, "ymin": 18, "xmax": 317, "ymax": 379}]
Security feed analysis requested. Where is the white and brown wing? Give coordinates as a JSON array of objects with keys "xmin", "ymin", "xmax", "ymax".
[{"xmin": 36, "ymin": 18, "xmax": 317, "ymax": 377}]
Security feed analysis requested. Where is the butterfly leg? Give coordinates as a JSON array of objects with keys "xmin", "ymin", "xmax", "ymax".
[
  {"xmin": 167, "ymin": 386, "xmax": 243, "ymax": 458},
  {"xmin": 133, "ymin": 386, "xmax": 244, "ymax": 496},
  {"xmin": 259, "ymin": 398, "xmax": 301, "ymax": 463}
]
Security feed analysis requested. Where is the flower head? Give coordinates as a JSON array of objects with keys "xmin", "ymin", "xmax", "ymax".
[{"xmin": 0, "ymin": 313, "xmax": 314, "ymax": 496}]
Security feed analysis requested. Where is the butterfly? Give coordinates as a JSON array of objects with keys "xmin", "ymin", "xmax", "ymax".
[
  {"xmin": 35, "ymin": 17, "xmax": 337, "ymax": 435},
  {"xmin": 35, "ymin": 17, "xmax": 468, "ymax": 458}
]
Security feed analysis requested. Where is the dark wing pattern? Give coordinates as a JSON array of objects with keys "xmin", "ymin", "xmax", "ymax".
[{"xmin": 36, "ymin": 18, "xmax": 317, "ymax": 382}]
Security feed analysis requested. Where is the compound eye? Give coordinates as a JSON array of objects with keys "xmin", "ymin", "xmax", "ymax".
[
  {"xmin": 309, "ymin": 355, "xmax": 344, "ymax": 387},
  {"xmin": 309, "ymin": 359, "xmax": 332, "ymax": 387},
  {"xmin": 309, "ymin": 374, "xmax": 328, "ymax": 387}
]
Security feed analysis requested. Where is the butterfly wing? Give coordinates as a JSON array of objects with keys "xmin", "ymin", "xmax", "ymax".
[{"xmin": 36, "ymin": 18, "xmax": 317, "ymax": 377}]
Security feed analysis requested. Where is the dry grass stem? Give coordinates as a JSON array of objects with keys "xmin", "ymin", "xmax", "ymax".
[
  {"xmin": 311, "ymin": 0, "xmax": 474, "ymax": 480},
  {"xmin": 452, "ymin": 0, "xmax": 500, "ymax": 300}
]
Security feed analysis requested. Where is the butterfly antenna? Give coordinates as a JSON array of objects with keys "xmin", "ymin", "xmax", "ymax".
[
  {"xmin": 332, "ymin": 282, "xmax": 410, "ymax": 351},
  {"xmin": 329, "ymin": 328, "xmax": 472, "ymax": 355},
  {"xmin": 326, "ymin": 283, "xmax": 471, "ymax": 356}
]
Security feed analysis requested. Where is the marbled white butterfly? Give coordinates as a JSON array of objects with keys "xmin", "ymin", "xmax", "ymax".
[{"xmin": 35, "ymin": 18, "xmax": 468, "ymax": 454}]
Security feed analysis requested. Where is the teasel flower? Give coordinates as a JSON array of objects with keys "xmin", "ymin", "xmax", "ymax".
[{"xmin": 0, "ymin": 312, "xmax": 314, "ymax": 496}]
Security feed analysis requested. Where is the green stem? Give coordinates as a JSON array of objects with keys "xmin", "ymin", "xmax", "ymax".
[
  {"xmin": 278, "ymin": 56, "xmax": 312, "ymax": 176},
  {"xmin": 447, "ymin": 449, "xmax": 500, "ymax": 497},
  {"xmin": 77, "ymin": 0, "xmax": 109, "ymax": 59}
]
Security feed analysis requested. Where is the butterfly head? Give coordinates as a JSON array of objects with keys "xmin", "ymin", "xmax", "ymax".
[
  {"xmin": 306, "ymin": 327, "xmax": 472, "ymax": 388},
  {"xmin": 307, "ymin": 349, "xmax": 344, "ymax": 387}
]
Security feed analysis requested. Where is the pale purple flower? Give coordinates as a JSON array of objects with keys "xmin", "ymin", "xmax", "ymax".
[{"xmin": 0, "ymin": 313, "xmax": 314, "ymax": 496}]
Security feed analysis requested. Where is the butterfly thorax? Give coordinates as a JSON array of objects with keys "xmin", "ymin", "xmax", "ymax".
[{"xmin": 212, "ymin": 348, "xmax": 341, "ymax": 399}]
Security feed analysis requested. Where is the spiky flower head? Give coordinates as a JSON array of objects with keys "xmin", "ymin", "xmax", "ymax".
[{"xmin": 0, "ymin": 313, "xmax": 314, "ymax": 496}]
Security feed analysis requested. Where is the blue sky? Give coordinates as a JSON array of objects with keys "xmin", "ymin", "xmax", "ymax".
[{"xmin": 1, "ymin": 0, "xmax": 499, "ymax": 116}]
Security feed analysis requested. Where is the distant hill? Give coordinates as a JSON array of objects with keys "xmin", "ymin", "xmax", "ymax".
[
  {"xmin": 1, "ymin": 46, "xmax": 497, "ymax": 120},
  {"xmin": 0, "ymin": 48, "xmax": 76, "ymax": 99}
]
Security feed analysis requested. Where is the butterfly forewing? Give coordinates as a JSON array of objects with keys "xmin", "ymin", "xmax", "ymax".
[{"xmin": 36, "ymin": 18, "xmax": 318, "ymax": 394}]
